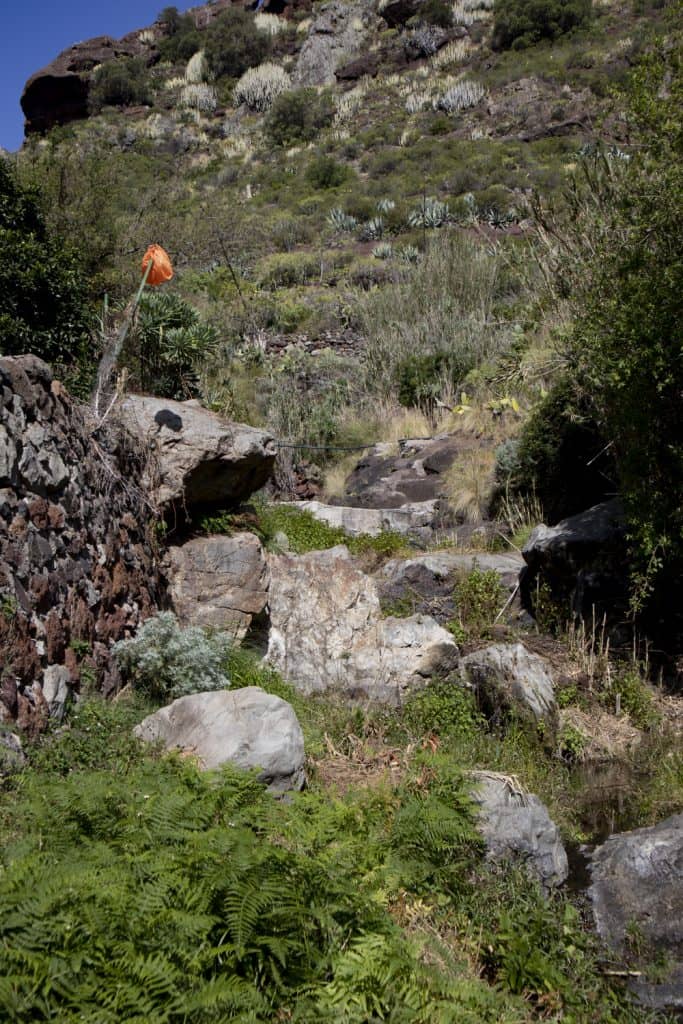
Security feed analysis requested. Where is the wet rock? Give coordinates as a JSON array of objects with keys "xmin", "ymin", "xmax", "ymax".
[
  {"xmin": 266, "ymin": 546, "xmax": 458, "ymax": 703},
  {"xmin": 470, "ymin": 770, "xmax": 568, "ymax": 887},
  {"xmin": 118, "ymin": 395, "xmax": 276, "ymax": 514},
  {"xmin": 459, "ymin": 643, "xmax": 557, "ymax": 727},
  {"xmin": 134, "ymin": 687, "xmax": 306, "ymax": 793},
  {"xmin": 589, "ymin": 814, "xmax": 683, "ymax": 1012},
  {"xmin": 167, "ymin": 533, "xmax": 269, "ymax": 640}
]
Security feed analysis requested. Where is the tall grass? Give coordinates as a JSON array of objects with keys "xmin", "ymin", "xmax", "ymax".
[{"xmin": 359, "ymin": 231, "xmax": 519, "ymax": 401}]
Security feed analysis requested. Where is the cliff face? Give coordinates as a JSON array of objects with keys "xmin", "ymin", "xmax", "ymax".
[{"xmin": 0, "ymin": 356, "xmax": 163, "ymax": 731}]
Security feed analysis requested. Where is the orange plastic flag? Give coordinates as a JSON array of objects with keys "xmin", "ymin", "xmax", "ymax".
[{"xmin": 141, "ymin": 244, "xmax": 173, "ymax": 286}]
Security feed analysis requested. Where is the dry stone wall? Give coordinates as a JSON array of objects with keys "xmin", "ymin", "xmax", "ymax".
[{"xmin": 0, "ymin": 356, "xmax": 163, "ymax": 731}]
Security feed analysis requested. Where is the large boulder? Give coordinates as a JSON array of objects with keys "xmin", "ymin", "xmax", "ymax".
[
  {"xmin": 134, "ymin": 687, "xmax": 305, "ymax": 793},
  {"xmin": 470, "ymin": 771, "xmax": 568, "ymax": 888},
  {"xmin": 118, "ymin": 396, "xmax": 276, "ymax": 515},
  {"xmin": 167, "ymin": 533, "xmax": 269, "ymax": 640},
  {"xmin": 459, "ymin": 643, "xmax": 557, "ymax": 727},
  {"xmin": 376, "ymin": 551, "xmax": 523, "ymax": 621},
  {"xmin": 521, "ymin": 500, "xmax": 628, "ymax": 624},
  {"xmin": 266, "ymin": 546, "xmax": 458, "ymax": 703},
  {"xmin": 337, "ymin": 435, "xmax": 462, "ymax": 510},
  {"xmin": 294, "ymin": 0, "xmax": 376, "ymax": 86},
  {"xmin": 589, "ymin": 814, "xmax": 683, "ymax": 1011}
]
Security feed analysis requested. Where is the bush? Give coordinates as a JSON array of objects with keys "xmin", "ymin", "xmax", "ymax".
[
  {"xmin": 88, "ymin": 58, "xmax": 152, "ymax": 112},
  {"xmin": 158, "ymin": 7, "xmax": 202, "ymax": 63},
  {"xmin": 0, "ymin": 158, "xmax": 92, "ymax": 379},
  {"xmin": 255, "ymin": 251, "xmax": 320, "ymax": 288},
  {"xmin": 204, "ymin": 7, "xmax": 271, "ymax": 80},
  {"xmin": 403, "ymin": 681, "xmax": 483, "ymax": 739},
  {"xmin": 449, "ymin": 566, "xmax": 506, "ymax": 642},
  {"xmin": 124, "ymin": 289, "xmax": 218, "ymax": 399},
  {"xmin": 233, "ymin": 62, "xmax": 290, "ymax": 112},
  {"xmin": 112, "ymin": 612, "xmax": 231, "ymax": 700},
  {"xmin": 264, "ymin": 88, "xmax": 335, "ymax": 148},
  {"xmin": 492, "ymin": 0, "xmax": 592, "ymax": 49},
  {"xmin": 419, "ymin": 0, "xmax": 455, "ymax": 25},
  {"xmin": 305, "ymin": 155, "xmax": 352, "ymax": 190}
]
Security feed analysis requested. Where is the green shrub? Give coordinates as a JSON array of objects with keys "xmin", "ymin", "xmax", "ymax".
[
  {"xmin": 255, "ymin": 251, "xmax": 320, "ymax": 288},
  {"xmin": 403, "ymin": 681, "xmax": 484, "ymax": 739},
  {"xmin": 112, "ymin": 612, "xmax": 231, "ymax": 700},
  {"xmin": 492, "ymin": 0, "xmax": 592, "ymax": 49},
  {"xmin": 158, "ymin": 7, "xmax": 202, "ymax": 62},
  {"xmin": 88, "ymin": 58, "xmax": 152, "ymax": 112},
  {"xmin": 264, "ymin": 88, "xmax": 335, "ymax": 148},
  {"xmin": 0, "ymin": 158, "xmax": 93, "ymax": 380},
  {"xmin": 419, "ymin": 0, "xmax": 454, "ymax": 26},
  {"xmin": 305, "ymin": 155, "xmax": 352, "ymax": 190},
  {"xmin": 124, "ymin": 289, "xmax": 218, "ymax": 399},
  {"xmin": 204, "ymin": 8, "xmax": 271, "ymax": 80},
  {"xmin": 449, "ymin": 566, "xmax": 506, "ymax": 641}
]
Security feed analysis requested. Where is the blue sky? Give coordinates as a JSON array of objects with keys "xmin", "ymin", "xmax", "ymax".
[{"xmin": 0, "ymin": 2, "xmax": 188, "ymax": 151}]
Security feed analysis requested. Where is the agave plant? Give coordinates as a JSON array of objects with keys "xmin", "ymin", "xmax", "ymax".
[
  {"xmin": 398, "ymin": 244, "xmax": 421, "ymax": 264},
  {"xmin": 408, "ymin": 197, "xmax": 450, "ymax": 229},
  {"xmin": 376, "ymin": 198, "xmax": 396, "ymax": 214},
  {"xmin": 360, "ymin": 216, "xmax": 386, "ymax": 241},
  {"xmin": 327, "ymin": 207, "xmax": 358, "ymax": 232},
  {"xmin": 371, "ymin": 242, "xmax": 393, "ymax": 260}
]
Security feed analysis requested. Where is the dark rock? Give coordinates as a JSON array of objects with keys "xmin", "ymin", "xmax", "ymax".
[
  {"xmin": 589, "ymin": 814, "xmax": 683, "ymax": 1012},
  {"xmin": 337, "ymin": 435, "xmax": 462, "ymax": 509},
  {"xmin": 335, "ymin": 54, "xmax": 379, "ymax": 80},
  {"xmin": 521, "ymin": 500, "xmax": 628, "ymax": 624}
]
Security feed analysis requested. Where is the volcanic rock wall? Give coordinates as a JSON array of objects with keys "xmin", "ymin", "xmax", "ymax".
[{"xmin": 0, "ymin": 356, "xmax": 163, "ymax": 730}]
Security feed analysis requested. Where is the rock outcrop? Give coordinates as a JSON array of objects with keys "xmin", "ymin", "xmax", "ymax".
[
  {"xmin": 167, "ymin": 533, "xmax": 269, "ymax": 640},
  {"xmin": 470, "ymin": 771, "xmax": 568, "ymax": 888},
  {"xmin": 521, "ymin": 500, "xmax": 628, "ymax": 624},
  {"xmin": 134, "ymin": 686, "xmax": 306, "ymax": 793},
  {"xmin": 376, "ymin": 551, "xmax": 523, "ymax": 621},
  {"xmin": 294, "ymin": 0, "xmax": 376, "ymax": 86},
  {"xmin": 589, "ymin": 814, "xmax": 683, "ymax": 1011},
  {"xmin": 337, "ymin": 435, "xmax": 461, "ymax": 509},
  {"xmin": 119, "ymin": 395, "xmax": 276, "ymax": 516},
  {"xmin": 266, "ymin": 545, "xmax": 458, "ymax": 703},
  {"xmin": 288, "ymin": 498, "xmax": 442, "ymax": 537},
  {"xmin": 0, "ymin": 356, "xmax": 162, "ymax": 730},
  {"xmin": 459, "ymin": 643, "xmax": 558, "ymax": 727}
]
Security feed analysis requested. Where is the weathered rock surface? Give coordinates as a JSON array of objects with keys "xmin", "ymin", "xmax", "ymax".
[
  {"xmin": 337, "ymin": 435, "xmax": 462, "ymax": 510},
  {"xmin": 118, "ymin": 395, "xmax": 276, "ymax": 515},
  {"xmin": 134, "ymin": 686, "xmax": 305, "ymax": 793},
  {"xmin": 21, "ymin": 34, "xmax": 154, "ymax": 135},
  {"xmin": 459, "ymin": 643, "xmax": 557, "ymax": 726},
  {"xmin": 288, "ymin": 498, "xmax": 440, "ymax": 537},
  {"xmin": 470, "ymin": 771, "xmax": 568, "ymax": 888},
  {"xmin": 0, "ymin": 356, "xmax": 162, "ymax": 730},
  {"xmin": 266, "ymin": 546, "xmax": 459, "ymax": 703},
  {"xmin": 521, "ymin": 500, "xmax": 628, "ymax": 623},
  {"xmin": 376, "ymin": 551, "xmax": 523, "ymax": 621},
  {"xmin": 0, "ymin": 728, "xmax": 25, "ymax": 776},
  {"xmin": 294, "ymin": 0, "xmax": 377, "ymax": 86},
  {"xmin": 589, "ymin": 814, "xmax": 683, "ymax": 1011},
  {"xmin": 167, "ymin": 533, "xmax": 269, "ymax": 639}
]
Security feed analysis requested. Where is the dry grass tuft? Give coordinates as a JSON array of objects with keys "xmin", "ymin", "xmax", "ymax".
[{"xmin": 445, "ymin": 448, "xmax": 497, "ymax": 523}]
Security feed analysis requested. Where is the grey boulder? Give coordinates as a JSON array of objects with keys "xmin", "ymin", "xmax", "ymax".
[
  {"xmin": 118, "ymin": 395, "xmax": 276, "ymax": 512},
  {"xmin": 589, "ymin": 814, "xmax": 683, "ymax": 1011},
  {"xmin": 167, "ymin": 533, "xmax": 269, "ymax": 640},
  {"xmin": 133, "ymin": 686, "xmax": 305, "ymax": 793},
  {"xmin": 459, "ymin": 643, "xmax": 557, "ymax": 727},
  {"xmin": 266, "ymin": 546, "xmax": 458, "ymax": 703},
  {"xmin": 470, "ymin": 771, "xmax": 568, "ymax": 888}
]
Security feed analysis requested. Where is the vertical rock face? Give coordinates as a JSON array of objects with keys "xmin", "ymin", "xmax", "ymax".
[{"xmin": 0, "ymin": 356, "xmax": 163, "ymax": 731}]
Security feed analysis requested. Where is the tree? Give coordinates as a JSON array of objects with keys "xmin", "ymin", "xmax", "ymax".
[
  {"xmin": 528, "ymin": 22, "xmax": 683, "ymax": 641},
  {"xmin": 0, "ymin": 158, "xmax": 92, "ymax": 375},
  {"xmin": 204, "ymin": 8, "xmax": 270, "ymax": 80},
  {"xmin": 492, "ymin": 0, "xmax": 592, "ymax": 50}
]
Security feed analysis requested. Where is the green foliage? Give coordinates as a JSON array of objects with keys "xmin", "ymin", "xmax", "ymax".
[
  {"xmin": 264, "ymin": 88, "xmax": 335, "ymax": 148},
  {"xmin": 252, "ymin": 502, "xmax": 404, "ymax": 557},
  {"xmin": 403, "ymin": 681, "xmax": 484, "ymax": 740},
  {"xmin": 125, "ymin": 289, "xmax": 218, "ymax": 399},
  {"xmin": 419, "ymin": 0, "xmax": 455, "ymax": 27},
  {"xmin": 158, "ymin": 8, "xmax": 202, "ymax": 63},
  {"xmin": 492, "ymin": 0, "xmax": 592, "ymax": 50},
  {"xmin": 513, "ymin": 377, "xmax": 614, "ymax": 522},
  {"xmin": 396, "ymin": 351, "xmax": 465, "ymax": 409},
  {"xmin": 449, "ymin": 566, "xmax": 506, "ymax": 641},
  {"xmin": 204, "ymin": 8, "xmax": 271, "ymax": 80},
  {"xmin": 538, "ymin": 31, "xmax": 683, "ymax": 638},
  {"xmin": 112, "ymin": 612, "xmax": 231, "ymax": 700},
  {"xmin": 256, "ymin": 251, "xmax": 320, "ymax": 289},
  {"xmin": 600, "ymin": 668, "xmax": 659, "ymax": 729},
  {"xmin": 0, "ymin": 158, "xmax": 93, "ymax": 375},
  {"xmin": 88, "ymin": 58, "xmax": 152, "ymax": 113},
  {"xmin": 305, "ymin": 155, "xmax": 352, "ymax": 190}
]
